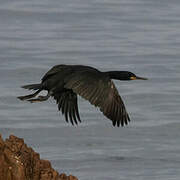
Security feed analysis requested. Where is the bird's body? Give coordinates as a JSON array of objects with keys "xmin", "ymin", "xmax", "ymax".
[{"xmin": 18, "ymin": 64, "xmax": 147, "ymax": 127}]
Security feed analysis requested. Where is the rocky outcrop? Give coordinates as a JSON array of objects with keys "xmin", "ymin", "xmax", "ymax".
[{"xmin": 0, "ymin": 134, "xmax": 78, "ymax": 180}]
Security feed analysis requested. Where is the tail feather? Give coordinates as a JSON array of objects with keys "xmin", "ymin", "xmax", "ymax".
[{"xmin": 21, "ymin": 83, "xmax": 42, "ymax": 90}]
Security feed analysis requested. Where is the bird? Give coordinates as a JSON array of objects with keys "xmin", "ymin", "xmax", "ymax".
[{"xmin": 17, "ymin": 64, "xmax": 147, "ymax": 127}]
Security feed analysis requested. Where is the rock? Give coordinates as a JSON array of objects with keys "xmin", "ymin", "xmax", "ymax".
[{"xmin": 0, "ymin": 134, "xmax": 78, "ymax": 180}]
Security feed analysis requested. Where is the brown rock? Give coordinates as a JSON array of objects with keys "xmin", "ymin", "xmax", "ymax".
[{"xmin": 0, "ymin": 134, "xmax": 78, "ymax": 180}]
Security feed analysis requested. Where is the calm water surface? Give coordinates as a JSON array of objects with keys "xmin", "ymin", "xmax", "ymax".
[{"xmin": 0, "ymin": 0, "xmax": 180, "ymax": 179}]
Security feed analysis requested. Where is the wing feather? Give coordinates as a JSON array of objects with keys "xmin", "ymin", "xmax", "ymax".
[
  {"xmin": 65, "ymin": 71, "xmax": 130, "ymax": 127},
  {"xmin": 53, "ymin": 90, "xmax": 81, "ymax": 125},
  {"xmin": 68, "ymin": 104, "xmax": 74, "ymax": 126},
  {"xmin": 71, "ymin": 106, "xmax": 78, "ymax": 125}
]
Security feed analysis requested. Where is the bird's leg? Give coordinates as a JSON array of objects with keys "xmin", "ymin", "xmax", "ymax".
[
  {"xmin": 17, "ymin": 90, "xmax": 41, "ymax": 101},
  {"xmin": 27, "ymin": 91, "xmax": 52, "ymax": 103}
]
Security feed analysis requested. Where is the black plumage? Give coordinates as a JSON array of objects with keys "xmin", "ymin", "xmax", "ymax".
[{"xmin": 18, "ymin": 64, "xmax": 147, "ymax": 127}]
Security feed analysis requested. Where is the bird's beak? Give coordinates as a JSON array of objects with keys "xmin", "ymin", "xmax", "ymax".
[{"xmin": 130, "ymin": 76, "xmax": 148, "ymax": 80}]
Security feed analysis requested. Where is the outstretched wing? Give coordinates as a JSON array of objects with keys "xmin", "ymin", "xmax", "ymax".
[
  {"xmin": 53, "ymin": 89, "xmax": 81, "ymax": 125},
  {"xmin": 64, "ymin": 70, "xmax": 130, "ymax": 127},
  {"xmin": 100, "ymin": 81, "xmax": 130, "ymax": 126}
]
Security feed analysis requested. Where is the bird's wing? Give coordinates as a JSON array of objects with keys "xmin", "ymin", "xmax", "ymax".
[
  {"xmin": 64, "ymin": 71, "xmax": 130, "ymax": 127},
  {"xmin": 53, "ymin": 90, "xmax": 81, "ymax": 125},
  {"xmin": 100, "ymin": 80, "xmax": 130, "ymax": 127}
]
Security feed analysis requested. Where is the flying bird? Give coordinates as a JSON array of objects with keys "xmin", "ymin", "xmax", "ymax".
[{"xmin": 18, "ymin": 64, "xmax": 147, "ymax": 127}]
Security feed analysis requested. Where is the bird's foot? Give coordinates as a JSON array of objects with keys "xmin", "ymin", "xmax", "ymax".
[
  {"xmin": 17, "ymin": 90, "xmax": 41, "ymax": 101},
  {"xmin": 27, "ymin": 95, "xmax": 50, "ymax": 103}
]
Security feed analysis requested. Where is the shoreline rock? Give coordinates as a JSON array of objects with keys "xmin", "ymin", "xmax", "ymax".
[{"xmin": 0, "ymin": 134, "xmax": 78, "ymax": 180}]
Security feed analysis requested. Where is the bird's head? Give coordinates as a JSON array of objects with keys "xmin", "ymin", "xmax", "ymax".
[
  {"xmin": 126, "ymin": 71, "xmax": 148, "ymax": 81},
  {"xmin": 107, "ymin": 71, "xmax": 148, "ymax": 81}
]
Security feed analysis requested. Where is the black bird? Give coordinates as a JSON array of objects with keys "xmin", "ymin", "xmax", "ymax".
[{"xmin": 18, "ymin": 64, "xmax": 147, "ymax": 127}]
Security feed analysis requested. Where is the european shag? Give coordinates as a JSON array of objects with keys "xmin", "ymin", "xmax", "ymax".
[{"xmin": 18, "ymin": 64, "xmax": 147, "ymax": 127}]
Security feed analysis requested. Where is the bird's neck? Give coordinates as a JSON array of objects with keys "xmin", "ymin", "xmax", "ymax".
[{"xmin": 104, "ymin": 71, "xmax": 129, "ymax": 80}]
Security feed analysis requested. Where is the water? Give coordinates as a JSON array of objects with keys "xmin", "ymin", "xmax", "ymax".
[{"xmin": 0, "ymin": 0, "xmax": 180, "ymax": 179}]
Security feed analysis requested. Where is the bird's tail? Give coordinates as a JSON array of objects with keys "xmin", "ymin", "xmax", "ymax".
[
  {"xmin": 17, "ymin": 83, "xmax": 42, "ymax": 101},
  {"xmin": 21, "ymin": 83, "xmax": 42, "ymax": 90}
]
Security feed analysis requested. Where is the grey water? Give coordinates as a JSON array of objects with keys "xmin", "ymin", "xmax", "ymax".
[{"xmin": 0, "ymin": 0, "xmax": 180, "ymax": 179}]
